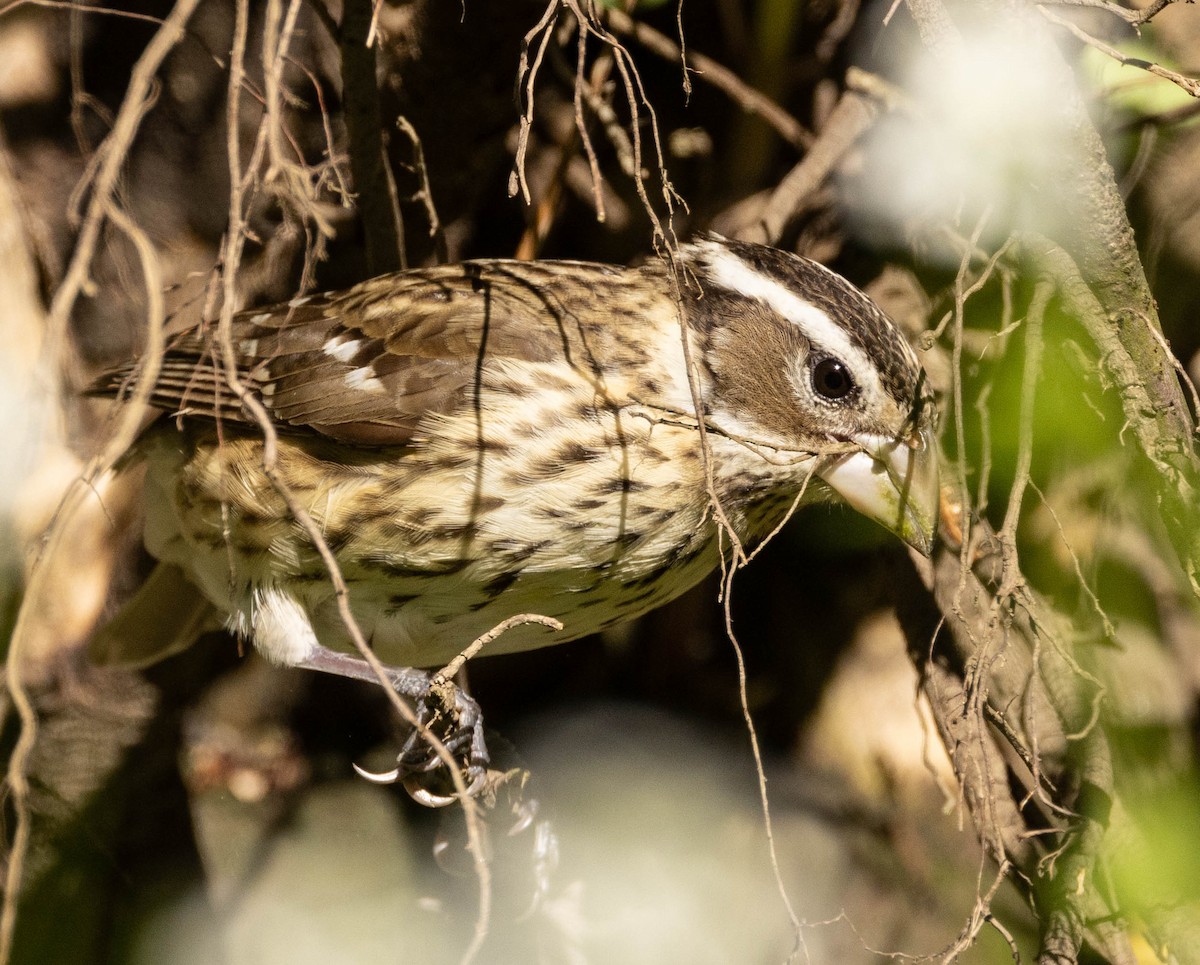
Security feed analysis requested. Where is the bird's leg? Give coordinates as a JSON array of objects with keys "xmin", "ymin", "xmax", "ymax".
[{"xmin": 297, "ymin": 645, "xmax": 489, "ymax": 804}]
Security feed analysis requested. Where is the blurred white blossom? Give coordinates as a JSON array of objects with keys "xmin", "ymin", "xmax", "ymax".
[{"xmin": 845, "ymin": 15, "xmax": 1086, "ymax": 260}]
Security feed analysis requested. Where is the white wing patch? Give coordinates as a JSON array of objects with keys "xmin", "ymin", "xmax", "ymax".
[
  {"xmin": 345, "ymin": 366, "xmax": 386, "ymax": 394},
  {"xmin": 323, "ymin": 334, "xmax": 363, "ymax": 363}
]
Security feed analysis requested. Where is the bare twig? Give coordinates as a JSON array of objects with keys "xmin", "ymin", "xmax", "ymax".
[
  {"xmin": 510, "ymin": 0, "xmax": 560, "ymax": 205},
  {"xmin": 1039, "ymin": 6, "xmax": 1200, "ymax": 97},
  {"xmin": 0, "ymin": 0, "xmax": 165, "ymax": 26},
  {"xmin": 437, "ymin": 614, "xmax": 562, "ymax": 682},
  {"xmin": 1038, "ymin": 0, "xmax": 1181, "ymax": 27},
  {"xmin": 395, "ymin": 116, "xmax": 448, "ymax": 264},
  {"xmin": 512, "ymin": 2, "xmax": 681, "ymax": 251},
  {"xmin": 1036, "ymin": 0, "xmax": 1140, "ymax": 24},
  {"xmin": 39, "ymin": 0, "xmax": 200, "ymax": 381},
  {"xmin": 516, "ymin": 41, "xmax": 615, "ymax": 258},
  {"xmin": 340, "ymin": 0, "xmax": 403, "ymax": 274},
  {"xmin": 604, "ymin": 6, "xmax": 813, "ymax": 150},
  {"xmin": 737, "ymin": 74, "xmax": 888, "ymax": 246},
  {"xmin": 570, "ymin": 24, "xmax": 608, "ymax": 224},
  {"xmin": 996, "ymin": 278, "xmax": 1050, "ymax": 555},
  {"xmin": 223, "ymin": 2, "xmax": 492, "ymax": 959},
  {"xmin": 0, "ymin": 3, "xmax": 200, "ymax": 958},
  {"xmin": 718, "ymin": 559, "xmax": 806, "ymax": 958}
]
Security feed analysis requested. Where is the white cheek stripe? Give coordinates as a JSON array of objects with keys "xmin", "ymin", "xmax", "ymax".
[{"xmin": 699, "ymin": 242, "xmax": 881, "ymax": 395}]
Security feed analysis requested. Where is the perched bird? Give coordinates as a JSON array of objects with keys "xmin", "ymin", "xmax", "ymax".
[{"xmin": 91, "ymin": 235, "xmax": 937, "ymax": 792}]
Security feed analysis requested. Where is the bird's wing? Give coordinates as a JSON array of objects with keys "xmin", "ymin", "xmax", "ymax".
[{"xmin": 89, "ymin": 259, "xmax": 641, "ymax": 445}]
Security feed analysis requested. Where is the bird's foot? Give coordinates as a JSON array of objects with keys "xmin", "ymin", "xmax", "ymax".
[
  {"xmin": 295, "ymin": 646, "xmax": 492, "ymax": 806},
  {"xmin": 354, "ymin": 671, "xmax": 491, "ymax": 806}
]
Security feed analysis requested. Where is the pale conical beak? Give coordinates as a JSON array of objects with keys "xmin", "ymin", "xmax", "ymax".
[{"xmin": 817, "ymin": 424, "xmax": 939, "ymax": 556}]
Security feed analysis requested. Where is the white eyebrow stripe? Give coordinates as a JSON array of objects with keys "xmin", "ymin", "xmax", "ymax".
[
  {"xmin": 700, "ymin": 243, "xmax": 876, "ymax": 378},
  {"xmin": 774, "ymin": 251, "xmax": 920, "ymax": 371}
]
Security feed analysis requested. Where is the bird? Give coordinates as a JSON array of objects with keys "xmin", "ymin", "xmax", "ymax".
[{"xmin": 90, "ymin": 234, "xmax": 938, "ymax": 796}]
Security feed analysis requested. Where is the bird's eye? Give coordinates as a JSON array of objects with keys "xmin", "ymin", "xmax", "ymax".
[{"xmin": 811, "ymin": 356, "xmax": 855, "ymax": 402}]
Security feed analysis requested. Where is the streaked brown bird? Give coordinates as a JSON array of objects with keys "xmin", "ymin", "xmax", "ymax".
[{"xmin": 92, "ymin": 235, "xmax": 937, "ymax": 794}]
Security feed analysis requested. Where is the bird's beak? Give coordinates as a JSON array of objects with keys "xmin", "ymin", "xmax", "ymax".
[{"xmin": 816, "ymin": 423, "xmax": 939, "ymax": 556}]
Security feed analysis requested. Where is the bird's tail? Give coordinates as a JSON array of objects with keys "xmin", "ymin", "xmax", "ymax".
[{"xmin": 90, "ymin": 561, "xmax": 219, "ymax": 669}]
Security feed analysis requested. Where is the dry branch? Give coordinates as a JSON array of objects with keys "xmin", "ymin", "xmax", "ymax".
[
  {"xmin": 736, "ymin": 69, "xmax": 893, "ymax": 246},
  {"xmin": 604, "ymin": 6, "xmax": 814, "ymax": 150},
  {"xmin": 340, "ymin": 0, "xmax": 403, "ymax": 273},
  {"xmin": 0, "ymin": 3, "xmax": 203, "ymax": 960}
]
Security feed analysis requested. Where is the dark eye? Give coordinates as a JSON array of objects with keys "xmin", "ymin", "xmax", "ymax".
[{"xmin": 811, "ymin": 357, "xmax": 855, "ymax": 401}]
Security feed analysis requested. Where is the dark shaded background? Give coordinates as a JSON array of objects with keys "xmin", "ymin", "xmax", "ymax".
[{"xmin": 4, "ymin": 0, "xmax": 1200, "ymax": 962}]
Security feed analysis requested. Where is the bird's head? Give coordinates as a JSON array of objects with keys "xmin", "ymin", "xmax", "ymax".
[{"xmin": 681, "ymin": 235, "xmax": 939, "ymax": 555}]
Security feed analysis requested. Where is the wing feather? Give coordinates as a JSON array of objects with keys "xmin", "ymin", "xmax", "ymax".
[{"xmin": 88, "ymin": 259, "xmax": 652, "ymax": 445}]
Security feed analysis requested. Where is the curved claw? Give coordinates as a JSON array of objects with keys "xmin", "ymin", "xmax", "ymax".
[
  {"xmin": 352, "ymin": 761, "xmax": 403, "ymax": 784},
  {"xmin": 402, "ymin": 765, "xmax": 490, "ymax": 808},
  {"xmin": 404, "ymin": 778, "xmax": 460, "ymax": 808},
  {"xmin": 508, "ymin": 798, "xmax": 539, "ymax": 837}
]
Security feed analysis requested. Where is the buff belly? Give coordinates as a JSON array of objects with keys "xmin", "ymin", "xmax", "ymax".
[{"xmin": 139, "ymin": 410, "xmax": 755, "ymax": 668}]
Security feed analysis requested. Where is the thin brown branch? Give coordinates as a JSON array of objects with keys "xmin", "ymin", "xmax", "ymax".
[
  {"xmin": 436, "ymin": 614, "xmax": 563, "ymax": 682},
  {"xmin": 40, "ymin": 0, "xmax": 201, "ymax": 382},
  {"xmin": 571, "ymin": 23, "xmax": 608, "ymax": 224},
  {"xmin": 0, "ymin": 2, "xmax": 200, "ymax": 958},
  {"xmin": 736, "ymin": 78, "xmax": 882, "ymax": 246},
  {"xmin": 573, "ymin": 4, "xmax": 681, "ymax": 249},
  {"xmin": 516, "ymin": 42, "xmax": 615, "ymax": 258},
  {"xmin": 340, "ymin": 0, "xmax": 403, "ymax": 274},
  {"xmin": 996, "ymin": 279, "xmax": 1050, "ymax": 556},
  {"xmin": 718, "ymin": 554, "xmax": 805, "ymax": 954},
  {"xmin": 395, "ymin": 116, "xmax": 448, "ymax": 264},
  {"xmin": 1038, "ymin": 0, "xmax": 1181, "ymax": 27},
  {"xmin": 0, "ymin": 0, "xmax": 165, "ymax": 26},
  {"xmin": 1028, "ymin": 481, "xmax": 1116, "ymax": 641},
  {"xmin": 224, "ymin": 3, "xmax": 492, "ymax": 959},
  {"xmin": 1036, "ymin": 0, "xmax": 1140, "ymax": 24},
  {"xmin": 510, "ymin": 0, "xmax": 560, "ymax": 204},
  {"xmin": 511, "ymin": 3, "xmax": 682, "ymax": 250},
  {"xmin": 604, "ymin": 6, "xmax": 813, "ymax": 150},
  {"xmin": 1039, "ymin": 6, "xmax": 1200, "ymax": 97}
]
